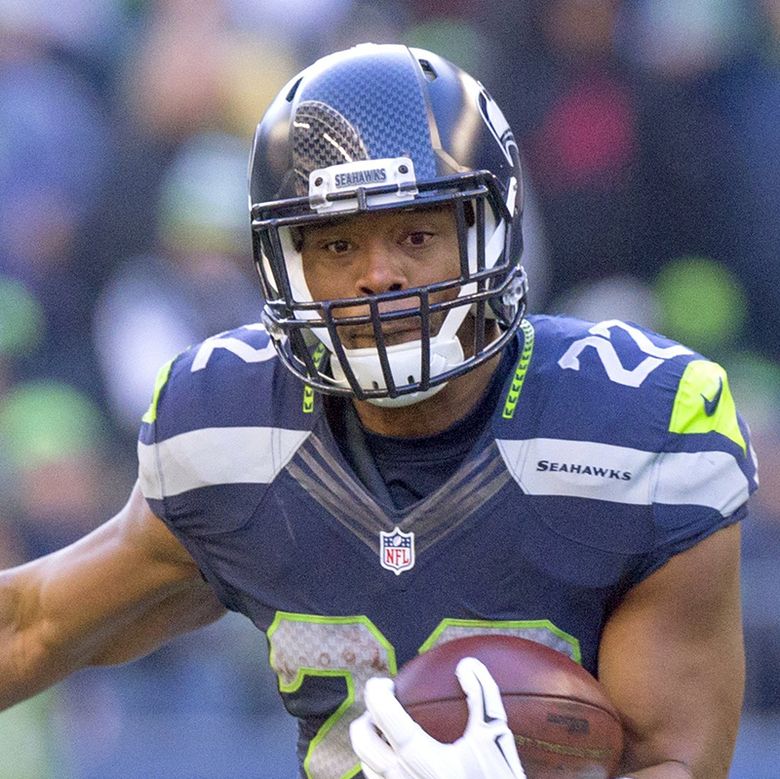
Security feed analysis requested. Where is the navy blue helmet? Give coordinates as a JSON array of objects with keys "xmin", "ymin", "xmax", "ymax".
[{"xmin": 249, "ymin": 43, "xmax": 527, "ymax": 405}]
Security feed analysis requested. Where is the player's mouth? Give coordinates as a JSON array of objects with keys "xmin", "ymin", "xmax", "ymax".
[{"xmin": 345, "ymin": 324, "xmax": 424, "ymax": 349}]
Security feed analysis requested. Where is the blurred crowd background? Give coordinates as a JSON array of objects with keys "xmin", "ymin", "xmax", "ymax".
[{"xmin": 0, "ymin": 0, "xmax": 777, "ymax": 776}]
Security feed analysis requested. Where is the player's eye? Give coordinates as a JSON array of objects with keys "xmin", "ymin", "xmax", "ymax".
[
  {"xmin": 324, "ymin": 239, "xmax": 352, "ymax": 254},
  {"xmin": 403, "ymin": 231, "xmax": 434, "ymax": 248}
]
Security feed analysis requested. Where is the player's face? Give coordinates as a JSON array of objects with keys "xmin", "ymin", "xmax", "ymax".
[{"xmin": 299, "ymin": 205, "xmax": 462, "ymax": 349}]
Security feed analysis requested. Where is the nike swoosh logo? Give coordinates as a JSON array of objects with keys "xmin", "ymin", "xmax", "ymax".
[{"xmin": 701, "ymin": 377, "xmax": 724, "ymax": 416}]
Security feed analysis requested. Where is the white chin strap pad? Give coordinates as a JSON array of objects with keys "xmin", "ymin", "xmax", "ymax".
[{"xmin": 330, "ymin": 334, "xmax": 465, "ymax": 407}]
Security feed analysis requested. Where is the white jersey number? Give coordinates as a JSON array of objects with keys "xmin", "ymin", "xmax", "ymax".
[
  {"xmin": 558, "ymin": 320, "xmax": 691, "ymax": 388},
  {"xmin": 191, "ymin": 324, "xmax": 276, "ymax": 372}
]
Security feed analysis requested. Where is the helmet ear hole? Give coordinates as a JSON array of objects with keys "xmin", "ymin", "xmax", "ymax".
[{"xmin": 286, "ymin": 77, "xmax": 303, "ymax": 102}]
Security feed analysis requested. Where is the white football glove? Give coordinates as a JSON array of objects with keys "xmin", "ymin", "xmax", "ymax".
[{"xmin": 350, "ymin": 657, "xmax": 527, "ymax": 779}]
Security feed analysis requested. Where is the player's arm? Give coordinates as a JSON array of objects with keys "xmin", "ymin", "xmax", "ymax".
[
  {"xmin": 0, "ymin": 481, "xmax": 226, "ymax": 711},
  {"xmin": 598, "ymin": 522, "xmax": 743, "ymax": 779}
]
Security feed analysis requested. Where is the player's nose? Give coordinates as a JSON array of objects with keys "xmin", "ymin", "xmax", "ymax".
[{"xmin": 355, "ymin": 239, "xmax": 407, "ymax": 296}]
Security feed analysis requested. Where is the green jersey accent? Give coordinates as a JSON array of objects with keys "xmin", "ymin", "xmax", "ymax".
[
  {"xmin": 502, "ymin": 319, "xmax": 535, "ymax": 419},
  {"xmin": 418, "ymin": 617, "xmax": 581, "ymax": 664},
  {"xmin": 668, "ymin": 359, "xmax": 746, "ymax": 453},
  {"xmin": 141, "ymin": 358, "xmax": 174, "ymax": 424},
  {"xmin": 303, "ymin": 343, "xmax": 328, "ymax": 414}
]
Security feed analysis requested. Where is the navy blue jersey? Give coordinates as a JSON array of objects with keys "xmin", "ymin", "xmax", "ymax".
[{"xmin": 137, "ymin": 316, "xmax": 757, "ymax": 779}]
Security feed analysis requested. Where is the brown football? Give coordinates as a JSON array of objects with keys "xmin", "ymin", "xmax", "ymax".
[{"xmin": 394, "ymin": 634, "xmax": 624, "ymax": 779}]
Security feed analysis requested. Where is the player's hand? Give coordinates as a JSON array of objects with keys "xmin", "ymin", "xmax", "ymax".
[{"xmin": 350, "ymin": 657, "xmax": 527, "ymax": 779}]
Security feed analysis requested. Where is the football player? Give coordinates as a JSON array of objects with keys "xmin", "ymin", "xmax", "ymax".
[{"xmin": 0, "ymin": 44, "xmax": 757, "ymax": 779}]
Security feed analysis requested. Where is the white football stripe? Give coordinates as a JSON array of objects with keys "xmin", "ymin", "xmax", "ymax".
[
  {"xmin": 497, "ymin": 438, "xmax": 749, "ymax": 514},
  {"xmin": 138, "ymin": 426, "xmax": 311, "ymax": 499}
]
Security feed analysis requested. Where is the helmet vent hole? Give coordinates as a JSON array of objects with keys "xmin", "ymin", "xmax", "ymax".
[
  {"xmin": 419, "ymin": 59, "xmax": 437, "ymax": 81},
  {"xmin": 286, "ymin": 77, "xmax": 303, "ymax": 102},
  {"xmin": 407, "ymin": 376, "xmax": 414, "ymax": 384},
  {"xmin": 372, "ymin": 381, "xmax": 380, "ymax": 390}
]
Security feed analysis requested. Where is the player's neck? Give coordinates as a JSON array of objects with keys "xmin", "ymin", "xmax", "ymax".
[{"xmin": 351, "ymin": 353, "xmax": 501, "ymax": 438}]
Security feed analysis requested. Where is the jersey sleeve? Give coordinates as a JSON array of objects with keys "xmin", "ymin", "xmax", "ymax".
[
  {"xmin": 136, "ymin": 352, "xmax": 180, "ymax": 523},
  {"xmin": 135, "ymin": 347, "xmax": 241, "ymax": 608},
  {"xmin": 134, "ymin": 324, "xmax": 308, "ymax": 610},
  {"xmin": 509, "ymin": 316, "xmax": 759, "ymax": 590},
  {"xmin": 637, "ymin": 357, "xmax": 758, "ymax": 581}
]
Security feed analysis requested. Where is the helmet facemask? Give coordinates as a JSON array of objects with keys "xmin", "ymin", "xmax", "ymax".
[{"xmin": 252, "ymin": 160, "xmax": 526, "ymax": 406}]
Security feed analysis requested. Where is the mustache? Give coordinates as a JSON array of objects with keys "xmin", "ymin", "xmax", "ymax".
[{"xmin": 335, "ymin": 318, "xmax": 448, "ymax": 349}]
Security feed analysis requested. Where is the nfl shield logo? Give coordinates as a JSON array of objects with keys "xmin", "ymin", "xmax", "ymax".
[{"xmin": 380, "ymin": 527, "xmax": 415, "ymax": 575}]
